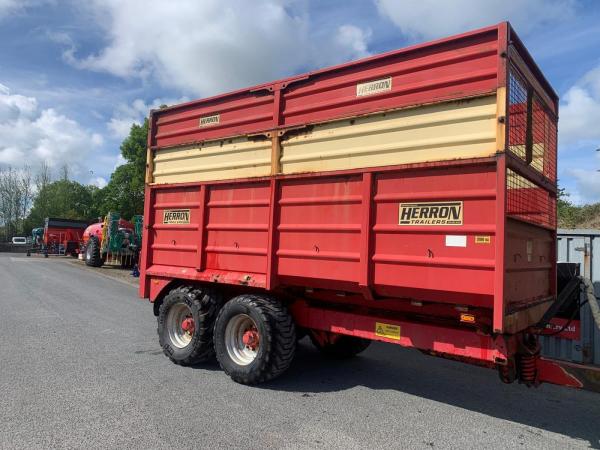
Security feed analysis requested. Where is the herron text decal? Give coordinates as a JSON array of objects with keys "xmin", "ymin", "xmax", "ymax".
[
  {"xmin": 163, "ymin": 209, "xmax": 191, "ymax": 224},
  {"xmin": 199, "ymin": 114, "xmax": 220, "ymax": 127},
  {"xmin": 356, "ymin": 77, "xmax": 392, "ymax": 97},
  {"xmin": 398, "ymin": 201, "xmax": 463, "ymax": 225}
]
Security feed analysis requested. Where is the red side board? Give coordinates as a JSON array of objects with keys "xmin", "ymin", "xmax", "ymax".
[
  {"xmin": 140, "ymin": 158, "xmax": 555, "ymax": 333},
  {"xmin": 151, "ymin": 24, "xmax": 504, "ymax": 148}
]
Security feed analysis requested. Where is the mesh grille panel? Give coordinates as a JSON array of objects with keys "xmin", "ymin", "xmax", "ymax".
[
  {"xmin": 507, "ymin": 64, "xmax": 557, "ymax": 182},
  {"xmin": 508, "ymin": 68, "xmax": 528, "ymax": 162},
  {"xmin": 506, "ymin": 168, "xmax": 556, "ymax": 228},
  {"xmin": 532, "ymin": 96, "xmax": 557, "ymax": 181}
]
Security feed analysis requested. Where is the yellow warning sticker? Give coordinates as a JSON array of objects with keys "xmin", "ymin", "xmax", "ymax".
[
  {"xmin": 375, "ymin": 322, "xmax": 401, "ymax": 340},
  {"xmin": 475, "ymin": 236, "xmax": 491, "ymax": 244}
]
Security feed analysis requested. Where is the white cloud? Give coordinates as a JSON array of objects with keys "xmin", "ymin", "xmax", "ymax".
[
  {"xmin": 0, "ymin": 83, "xmax": 38, "ymax": 121},
  {"xmin": 332, "ymin": 25, "xmax": 372, "ymax": 61},
  {"xmin": 89, "ymin": 176, "xmax": 107, "ymax": 188},
  {"xmin": 107, "ymin": 97, "xmax": 188, "ymax": 139},
  {"xmin": 560, "ymin": 64, "xmax": 600, "ymax": 146},
  {"xmin": 64, "ymin": 0, "xmax": 371, "ymax": 96},
  {"xmin": 113, "ymin": 154, "xmax": 126, "ymax": 170},
  {"xmin": 565, "ymin": 167, "xmax": 600, "ymax": 204},
  {"xmin": 375, "ymin": 0, "xmax": 576, "ymax": 40},
  {"xmin": 0, "ymin": 83, "xmax": 103, "ymax": 174},
  {"xmin": 0, "ymin": 0, "xmax": 26, "ymax": 17},
  {"xmin": 557, "ymin": 64, "xmax": 600, "ymax": 205},
  {"xmin": 107, "ymin": 100, "xmax": 147, "ymax": 140}
]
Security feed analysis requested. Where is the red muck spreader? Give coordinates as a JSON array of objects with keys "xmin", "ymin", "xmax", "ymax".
[
  {"xmin": 138, "ymin": 22, "xmax": 600, "ymax": 389},
  {"xmin": 27, "ymin": 218, "xmax": 89, "ymax": 258}
]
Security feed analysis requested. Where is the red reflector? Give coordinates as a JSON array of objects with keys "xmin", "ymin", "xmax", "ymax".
[{"xmin": 460, "ymin": 313, "xmax": 476, "ymax": 323}]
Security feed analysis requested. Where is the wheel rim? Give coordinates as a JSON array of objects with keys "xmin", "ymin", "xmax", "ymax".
[
  {"xmin": 166, "ymin": 303, "xmax": 195, "ymax": 348},
  {"xmin": 224, "ymin": 314, "xmax": 260, "ymax": 366}
]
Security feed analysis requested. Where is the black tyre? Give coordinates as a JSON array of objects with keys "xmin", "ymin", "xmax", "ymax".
[
  {"xmin": 158, "ymin": 285, "xmax": 223, "ymax": 365},
  {"xmin": 84, "ymin": 236, "xmax": 103, "ymax": 267},
  {"xmin": 214, "ymin": 295, "xmax": 296, "ymax": 385},
  {"xmin": 309, "ymin": 332, "xmax": 371, "ymax": 359}
]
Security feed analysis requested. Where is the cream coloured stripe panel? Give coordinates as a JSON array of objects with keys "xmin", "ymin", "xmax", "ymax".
[
  {"xmin": 152, "ymin": 95, "xmax": 498, "ymax": 184},
  {"xmin": 280, "ymin": 95, "xmax": 498, "ymax": 174},
  {"xmin": 152, "ymin": 137, "xmax": 272, "ymax": 184}
]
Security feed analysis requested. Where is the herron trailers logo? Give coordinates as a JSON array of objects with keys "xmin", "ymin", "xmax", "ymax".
[
  {"xmin": 398, "ymin": 201, "xmax": 463, "ymax": 226},
  {"xmin": 199, "ymin": 113, "xmax": 220, "ymax": 127},
  {"xmin": 163, "ymin": 209, "xmax": 190, "ymax": 224},
  {"xmin": 356, "ymin": 77, "xmax": 392, "ymax": 97}
]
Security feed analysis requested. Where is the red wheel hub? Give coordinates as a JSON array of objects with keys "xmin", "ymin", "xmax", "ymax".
[
  {"xmin": 181, "ymin": 317, "xmax": 195, "ymax": 334},
  {"xmin": 242, "ymin": 328, "xmax": 259, "ymax": 350}
]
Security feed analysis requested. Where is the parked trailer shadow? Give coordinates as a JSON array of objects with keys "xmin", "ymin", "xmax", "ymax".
[{"xmin": 258, "ymin": 339, "xmax": 600, "ymax": 448}]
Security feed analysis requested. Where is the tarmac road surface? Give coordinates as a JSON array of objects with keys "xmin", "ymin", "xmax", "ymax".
[{"xmin": 0, "ymin": 252, "xmax": 598, "ymax": 449}]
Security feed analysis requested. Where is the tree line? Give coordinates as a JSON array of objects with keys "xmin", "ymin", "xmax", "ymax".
[
  {"xmin": 558, "ymin": 188, "xmax": 600, "ymax": 229},
  {"xmin": 0, "ymin": 120, "xmax": 147, "ymax": 241}
]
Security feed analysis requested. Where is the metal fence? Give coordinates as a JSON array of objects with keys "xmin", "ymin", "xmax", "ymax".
[{"xmin": 541, "ymin": 229, "xmax": 600, "ymax": 365}]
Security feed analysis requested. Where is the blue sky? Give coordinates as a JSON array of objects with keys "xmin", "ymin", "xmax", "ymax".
[{"xmin": 1, "ymin": 0, "xmax": 599, "ymax": 203}]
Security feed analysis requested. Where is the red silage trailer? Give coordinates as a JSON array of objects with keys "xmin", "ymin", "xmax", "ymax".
[{"xmin": 139, "ymin": 23, "xmax": 600, "ymax": 388}]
